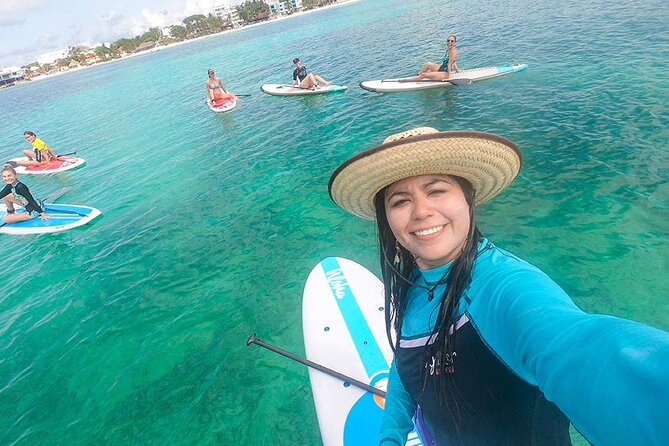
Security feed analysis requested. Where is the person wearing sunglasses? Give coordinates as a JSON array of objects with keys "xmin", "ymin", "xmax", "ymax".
[
  {"xmin": 407, "ymin": 35, "xmax": 461, "ymax": 81},
  {"xmin": 206, "ymin": 69, "xmax": 237, "ymax": 106}
]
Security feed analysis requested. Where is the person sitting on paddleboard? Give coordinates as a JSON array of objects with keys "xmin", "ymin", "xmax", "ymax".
[
  {"xmin": 405, "ymin": 35, "xmax": 461, "ymax": 81},
  {"xmin": 1, "ymin": 164, "xmax": 49, "ymax": 223},
  {"xmin": 206, "ymin": 69, "xmax": 237, "ymax": 106},
  {"xmin": 17, "ymin": 131, "xmax": 57, "ymax": 167},
  {"xmin": 291, "ymin": 58, "xmax": 332, "ymax": 89},
  {"xmin": 328, "ymin": 127, "xmax": 669, "ymax": 446}
]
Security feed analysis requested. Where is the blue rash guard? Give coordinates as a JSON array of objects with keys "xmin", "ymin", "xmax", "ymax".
[{"xmin": 380, "ymin": 238, "xmax": 669, "ymax": 446}]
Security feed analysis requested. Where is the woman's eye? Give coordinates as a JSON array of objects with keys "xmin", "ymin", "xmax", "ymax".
[{"xmin": 390, "ymin": 199, "xmax": 409, "ymax": 208}]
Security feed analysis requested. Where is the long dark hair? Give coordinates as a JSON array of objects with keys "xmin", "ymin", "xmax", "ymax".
[{"xmin": 374, "ymin": 175, "xmax": 481, "ymax": 403}]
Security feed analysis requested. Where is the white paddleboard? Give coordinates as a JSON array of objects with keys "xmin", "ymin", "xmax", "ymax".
[
  {"xmin": 360, "ymin": 63, "xmax": 527, "ymax": 92},
  {"xmin": 207, "ymin": 97, "xmax": 237, "ymax": 112},
  {"xmin": 0, "ymin": 203, "xmax": 101, "ymax": 235},
  {"xmin": 8, "ymin": 156, "xmax": 86, "ymax": 174},
  {"xmin": 303, "ymin": 257, "xmax": 428, "ymax": 446},
  {"xmin": 261, "ymin": 84, "xmax": 348, "ymax": 96}
]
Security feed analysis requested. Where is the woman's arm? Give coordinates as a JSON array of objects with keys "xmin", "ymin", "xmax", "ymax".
[
  {"xmin": 379, "ymin": 360, "xmax": 417, "ymax": 446},
  {"xmin": 472, "ymin": 261, "xmax": 669, "ymax": 446},
  {"xmin": 448, "ymin": 48, "xmax": 459, "ymax": 74}
]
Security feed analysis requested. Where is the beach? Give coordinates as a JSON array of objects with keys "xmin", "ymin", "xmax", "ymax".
[{"xmin": 0, "ymin": 0, "xmax": 667, "ymax": 444}]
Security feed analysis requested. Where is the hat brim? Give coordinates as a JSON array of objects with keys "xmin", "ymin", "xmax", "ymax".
[{"xmin": 329, "ymin": 130, "xmax": 522, "ymax": 220}]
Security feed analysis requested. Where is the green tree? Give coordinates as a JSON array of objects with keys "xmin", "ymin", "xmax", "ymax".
[
  {"xmin": 94, "ymin": 44, "xmax": 113, "ymax": 60},
  {"xmin": 183, "ymin": 14, "xmax": 208, "ymax": 36},
  {"xmin": 205, "ymin": 13, "xmax": 226, "ymax": 32},
  {"xmin": 140, "ymin": 26, "xmax": 162, "ymax": 43},
  {"xmin": 170, "ymin": 25, "xmax": 187, "ymax": 40},
  {"xmin": 236, "ymin": 0, "xmax": 270, "ymax": 23}
]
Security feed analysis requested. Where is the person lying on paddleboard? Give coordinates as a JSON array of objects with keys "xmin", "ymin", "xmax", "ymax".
[
  {"xmin": 291, "ymin": 58, "xmax": 332, "ymax": 89},
  {"xmin": 206, "ymin": 69, "xmax": 237, "ymax": 106},
  {"xmin": 404, "ymin": 35, "xmax": 461, "ymax": 81},
  {"xmin": 328, "ymin": 127, "xmax": 669, "ymax": 446},
  {"xmin": 1, "ymin": 164, "xmax": 49, "ymax": 223},
  {"xmin": 16, "ymin": 130, "xmax": 57, "ymax": 167}
]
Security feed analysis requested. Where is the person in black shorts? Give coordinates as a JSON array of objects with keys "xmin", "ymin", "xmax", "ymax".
[
  {"xmin": 291, "ymin": 58, "xmax": 332, "ymax": 89},
  {"xmin": 1, "ymin": 164, "xmax": 49, "ymax": 224}
]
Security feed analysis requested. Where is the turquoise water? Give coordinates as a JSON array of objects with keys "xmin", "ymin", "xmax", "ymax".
[{"xmin": 1, "ymin": 0, "xmax": 667, "ymax": 443}]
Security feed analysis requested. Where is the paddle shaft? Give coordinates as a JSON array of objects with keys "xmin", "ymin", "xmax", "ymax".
[
  {"xmin": 393, "ymin": 78, "xmax": 472, "ymax": 86},
  {"xmin": 246, "ymin": 333, "xmax": 386, "ymax": 398},
  {"xmin": 56, "ymin": 151, "xmax": 77, "ymax": 157}
]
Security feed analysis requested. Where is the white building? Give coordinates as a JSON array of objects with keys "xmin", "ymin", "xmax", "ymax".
[
  {"xmin": 269, "ymin": 0, "xmax": 303, "ymax": 14},
  {"xmin": 37, "ymin": 49, "xmax": 69, "ymax": 65},
  {"xmin": 0, "ymin": 66, "xmax": 25, "ymax": 87},
  {"xmin": 214, "ymin": 4, "xmax": 243, "ymax": 27}
]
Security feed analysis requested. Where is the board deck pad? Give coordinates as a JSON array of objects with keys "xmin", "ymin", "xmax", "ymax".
[
  {"xmin": 261, "ymin": 84, "xmax": 348, "ymax": 96},
  {"xmin": 208, "ymin": 97, "xmax": 237, "ymax": 112},
  {"xmin": 9, "ymin": 156, "xmax": 86, "ymax": 174},
  {"xmin": 359, "ymin": 63, "xmax": 527, "ymax": 93},
  {"xmin": 0, "ymin": 203, "xmax": 101, "ymax": 234},
  {"xmin": 303, "ymin": 257, "xmax": 429, "ymax": 446}
]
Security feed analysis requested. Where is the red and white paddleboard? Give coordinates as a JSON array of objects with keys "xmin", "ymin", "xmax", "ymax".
[
  {"xmin": 207, "ymin": 97, "xmax": 237, "ymax": 113},
  {"xmin": 8, "ymin": 156, "xmax": 86, "ymax": 175}
]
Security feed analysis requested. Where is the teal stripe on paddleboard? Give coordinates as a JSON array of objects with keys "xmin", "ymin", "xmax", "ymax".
[{"xmin": 320, "ymin": 257, "xmax": 388, "ymax": 378}]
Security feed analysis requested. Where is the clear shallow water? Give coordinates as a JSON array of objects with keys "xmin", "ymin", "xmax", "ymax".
[{"xmin": 0, "ymin": 0, "xmax": 667, "ymax": 444}]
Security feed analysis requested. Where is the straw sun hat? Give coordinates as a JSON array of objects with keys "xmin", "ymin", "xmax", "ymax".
[{"xmin": 328, "ymin": 128, "xmax": 522, "ymax": 220}]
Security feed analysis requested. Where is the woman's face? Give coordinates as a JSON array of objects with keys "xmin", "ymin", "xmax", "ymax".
[
  {"xmin": 384, "ymin": 174, "xmax": 470, "ymax": 269},
  {"xmin": 447, "ymin": 36, "xmax": 456, "ymax": 48},
  {"xmin": 2, "ymin": 169, "xmax": 17, "ymax": 185},
  {"xmin": 24, "ymin": 133, "xmax": 36, "ymax": 143}
]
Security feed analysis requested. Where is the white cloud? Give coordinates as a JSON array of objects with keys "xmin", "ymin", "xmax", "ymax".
[{"xmin": 0, "ymin": 0, "xmax": 46, "ymax": 27}]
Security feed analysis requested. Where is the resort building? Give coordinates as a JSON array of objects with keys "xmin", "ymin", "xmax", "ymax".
[
  {"xmin": 269, "ymin": 0, "xmax": 303, "ymax": 14},
  {"xmin": 214, "ymin": 4, "xmax": 243, "ymax": 27},
  {"xmin": 0, "ymin": 66, "xmax": 25, "ymax": 87},
  {"xmin": 37, "ymin": 48, "xmax": 69, "ymax": 65}
]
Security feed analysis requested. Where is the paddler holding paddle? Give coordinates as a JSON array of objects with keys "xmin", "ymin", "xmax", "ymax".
[
  {"xmin": 206, "ymin": 68, "xmax": 237, "ymax": 106},
  {"xmin": 15, "ymin": 131, "xmax": 57, "ymax": 167},
  {"xmin": 328, "ymin": 127, "xmax": 669, "ymax": 446}
]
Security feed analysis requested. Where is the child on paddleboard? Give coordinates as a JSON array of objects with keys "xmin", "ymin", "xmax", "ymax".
[
  {"xmin": 15, "ymin": 131, "xmax": 57, "ymax": 167},
  {"xmin": 328, "ymin": 127, "xmax": 669, "ymax": 446},
  {"xmin": 1, "ymin": 164, "xmax": 49, "ymax": 223}
]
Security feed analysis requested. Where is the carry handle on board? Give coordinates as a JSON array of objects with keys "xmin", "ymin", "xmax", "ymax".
[{"xmin": 246, "ymin": 333, "xmax": 386, "ymax": 398}]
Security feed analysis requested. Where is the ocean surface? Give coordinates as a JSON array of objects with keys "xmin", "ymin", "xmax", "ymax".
[{"xmin": 1, "ymin": 0, "xmax": 667, "ymax": 444}]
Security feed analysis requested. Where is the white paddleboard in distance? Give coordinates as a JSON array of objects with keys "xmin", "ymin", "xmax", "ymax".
[
  {"xmin": 0, "ymin": 203, "xmax": 101, "ymax": 235},
  {"xmin": 360, "ymin": 63, "xmax": 527, "ymax": 92},
  {"xmin": 261, "ymin": 84, "xmax": 348, "ymax": 96},
  {"xmin": 303, "ymin": 257, "xmax": 428, "ymax": 446},
  {"xmin": 8, "ymin": 156, "xmax": 86, "ymax": 174},
  {"xmin": 207, "ymin": 97, "xmax": 237, "ymax": 112}
]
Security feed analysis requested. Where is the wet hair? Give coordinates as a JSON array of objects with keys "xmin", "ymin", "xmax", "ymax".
[
  {"xmin": 374, "ymin": 175, "xmax": 481, "ymax": 406},
  {"xmin": 448, "ymin": 34, "xmax": 457, "ymax": 42},
  {"xmin": 207, "ymin": 69, "xmax": 214, "ymax": 75},
  {"xmin": 23, "ymin": 131, "xmax": 36, "ymax": 137},
  {"xmin": 292, "ymin": 58, "xmax": 300, "ymax": 64},
  {"xmin": 2, "ymin": 164, "xmax": 17, "ymax": 176}
]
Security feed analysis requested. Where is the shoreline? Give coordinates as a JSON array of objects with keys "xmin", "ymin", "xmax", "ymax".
[{"xmin": 27, "ymin": 0, "xmax": 362, "ymax": 84}]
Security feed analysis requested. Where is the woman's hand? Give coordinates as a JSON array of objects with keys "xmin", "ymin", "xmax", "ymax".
[{"xmin": 40, "ymin": 212, "xmax": 49, "ymax": 220}]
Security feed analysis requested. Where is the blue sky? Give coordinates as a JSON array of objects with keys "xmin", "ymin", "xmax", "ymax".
[{"xmin": 0, "ymin": 0, "xmax": 234, "ymax": 67}]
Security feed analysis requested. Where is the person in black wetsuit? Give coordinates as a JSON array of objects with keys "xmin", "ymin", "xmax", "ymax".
[
  {"xmin": 291, "ymin": 58, "xmax": 332, "ymax": 89},
  {"xmin": 1, "ymin": 164, "xmax": 49, "ymax": 224}
]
